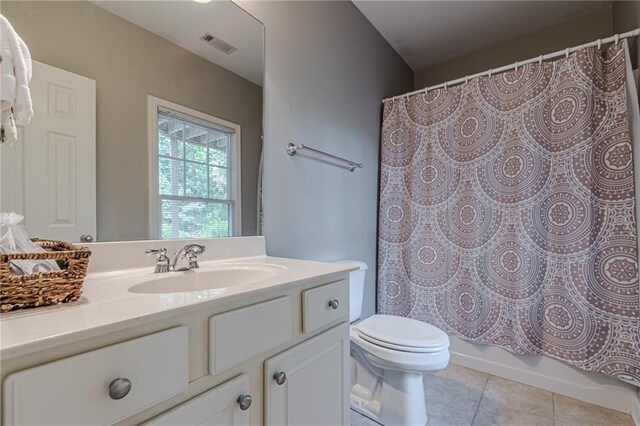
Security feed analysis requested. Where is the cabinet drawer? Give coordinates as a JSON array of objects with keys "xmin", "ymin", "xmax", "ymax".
[
  {"xmin": 3, "ymin": 327, "xmax": 188, "ymax": 426},
  {"xmin": 303, "ymin": 280, "xmax": 349, "ymax": 333},
  {"xmin": 144, "ymin": 374, "xmax": 251, "ymax": 425},
  {"xmin": 209, "ymin": 297, "xmax": 292, "ymax": 374}
]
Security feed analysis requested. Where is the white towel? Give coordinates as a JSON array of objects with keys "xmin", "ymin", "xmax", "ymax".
[{"xmin": 0, "ymin": 14, "xmax": 32, "ymax": 127}]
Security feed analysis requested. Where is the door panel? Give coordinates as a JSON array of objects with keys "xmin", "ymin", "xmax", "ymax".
[
  {"xmin": 1, "ymin": 61, "xmax": 96, "ymax": 242},
  {"xmin": 265, "ymin": 323, "xmax": 349, "ymax": 426}
]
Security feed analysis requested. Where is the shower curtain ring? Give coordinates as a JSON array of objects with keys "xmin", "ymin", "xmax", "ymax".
[
  {"xmin": 597, "ymin": 38, "xmax": 602, "ymax": 50},
  {"xmin": 465, "ymin": 75, "xmax": 469, "ymax": 84},
  {"xmin": 615, "ymin": 34, "xmax": 620, "ymax": 45},
  {"xmin": 444, "ymin": 81, "xmax": 448, "ymax": 90},
  {"xmin": 538, "ymin": 55, "xmax": 543, "ymax": 65},
  {"xmin": 488, "ymin": 69, "xmax": 492, "ymax": 77},
  {"xmin": 514, "ymin": 61, "xmax": 519, "ymax": 71},
  {"xmin": 565, "ymin": 48, "xmax": 570, "ymax": 58}
]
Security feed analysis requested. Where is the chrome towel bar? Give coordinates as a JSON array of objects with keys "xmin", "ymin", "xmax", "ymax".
[{"xmin": 286, "ymin": 143, "xmax": 363, "ymax": 172}]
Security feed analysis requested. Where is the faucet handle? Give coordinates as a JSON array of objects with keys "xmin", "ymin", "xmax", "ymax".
[
  {"xmin": 188, "ymin": 253, "xmax": 200, "ymax": 269},
  {"xmin": 186, "ymin": 244, "xmax": 205, "ymax": 269},
  {"xmin": 145, "ymin": 248, "xmax": 167, "ymax": 256},
  {"xmin": 145, "ymin": 248, "xmax": 171, "ymax": 273}
]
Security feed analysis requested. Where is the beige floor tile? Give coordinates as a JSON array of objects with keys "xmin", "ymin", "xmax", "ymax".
[
  {"xmin": 472, "ymin": 376, "xmax": 553, "ymax": 426},
  {"xmin": 425, "ymin": 364, "xmax": 489, "ymax": 426},
  {"xmin": 426, "ymin": 416, "xmax": 460, "ymax": 426},
  {"xmin": 553, "ymin": 395, "xmax": 634, "ymax": 426},
  {"xmin": 350, "ymin": 409, "xmax": 381, "ymax": 426}
]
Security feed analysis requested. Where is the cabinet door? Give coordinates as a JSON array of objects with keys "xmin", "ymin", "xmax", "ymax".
[
  {"xmin": 265, "ymin": 323, "xmax": 349, "ymax": 426},
  {"xmin": 144, "ymin": 374, "xmax": 251, "ymax": 425}
]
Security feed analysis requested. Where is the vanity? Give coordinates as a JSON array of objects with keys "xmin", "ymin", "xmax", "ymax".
[{"xmin": 0, "ymin": 237, "xmax": 354, "ymax": 425}]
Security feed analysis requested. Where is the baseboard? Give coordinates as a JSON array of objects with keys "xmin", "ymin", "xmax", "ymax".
[{"xmin": 448, "ymin": 337, "xmax": 637, "ymax": 414}]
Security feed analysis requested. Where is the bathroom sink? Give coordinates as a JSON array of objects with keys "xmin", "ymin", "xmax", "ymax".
[{"xmin": 128, "ymin": 264, "xmax": 284, "ymax": 294}]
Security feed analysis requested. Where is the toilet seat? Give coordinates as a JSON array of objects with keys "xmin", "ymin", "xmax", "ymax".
[
  {"xmin": 350, "ymin": 326, "xmax": 450, "ymax": 373},
  {"xmin": 355, "ymin": 314, "xmax": 449, "ymax": 353},
  {"xmin": 357, "ymin": 331, "xmax": 449, "ymax": 353}
]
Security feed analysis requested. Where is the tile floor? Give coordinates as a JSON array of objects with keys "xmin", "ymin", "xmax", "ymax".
[{"xmin": 350, "ymin": 364, "xmax": 635, "ymax": 426}]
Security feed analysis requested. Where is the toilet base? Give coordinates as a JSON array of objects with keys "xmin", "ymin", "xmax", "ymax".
[
  {"xmin": 379, "ymin": 370, "xmax": 427, "ymax": 425},
  {"xmin": 351, "ymin": 350, "xmax": 430, "ymax": 426}
]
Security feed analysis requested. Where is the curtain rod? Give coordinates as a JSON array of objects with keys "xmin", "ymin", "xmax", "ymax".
[{"xmin": 382, "ymin": 28, "xmax": 640, "ymax": 104}]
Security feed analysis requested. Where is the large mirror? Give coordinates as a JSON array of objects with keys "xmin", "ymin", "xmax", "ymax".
[{"xmin": 0, "ymin": 0, "xmax": 264, "ymax": 242}]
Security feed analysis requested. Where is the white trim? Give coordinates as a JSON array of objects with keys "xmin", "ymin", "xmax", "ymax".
[
  {"xmin": 448, "ymin": 337, "xmax": 637, "ymax": 414},
  {"xmin": 147, "ymin": 95, "xmax": 242, "ymax": 239},
  {"xmin": 632, "ymin": 391, "xmax": 640, "ymax": 426}
]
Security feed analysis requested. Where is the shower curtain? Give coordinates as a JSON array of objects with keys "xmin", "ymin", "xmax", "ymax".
[{"xmin": 377, "ymin": 41, "xmax": 640, "ymax": 385}]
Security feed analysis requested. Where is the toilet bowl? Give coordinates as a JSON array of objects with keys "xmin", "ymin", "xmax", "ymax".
[{"xmin": 336, "ymin": 261, "xmax": 450, "ymax": 426}]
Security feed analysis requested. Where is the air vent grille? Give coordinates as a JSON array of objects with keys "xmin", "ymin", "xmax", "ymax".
[{"xmin": 200, "ymin": 33, "xmax": 237, "ymax": 55}]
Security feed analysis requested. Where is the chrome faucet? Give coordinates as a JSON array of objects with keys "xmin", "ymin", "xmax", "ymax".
[
  {"xmin": 145, "ymin": 244, "xmax": 206, "ymax": 273},
  {"xmin": 172, "ymin": 244, "xmax": 206, "ymax": 271},
  {"xmin": 145, "ymin": 248, "xmax": 171, "ymax": 273}
]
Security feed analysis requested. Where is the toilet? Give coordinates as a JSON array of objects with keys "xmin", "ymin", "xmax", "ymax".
[{"xmin": 337, "ymin": 260, "xmax": 450, "ymax": 426}]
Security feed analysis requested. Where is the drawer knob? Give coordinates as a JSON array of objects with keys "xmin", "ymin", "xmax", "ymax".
[
  {"xmin": 237, "ymin": 394, "xmax": 252, "ymax": 410},
  {"xmin": 273, "ymin": 371, "xmax": 287, "ymax": 385},
  {"xmin": 108, "ymin": 378, "xmax": 132, "ymax": 400},
  {"xmin": 328, "ymin": 299, "xmax": 340, "ymax": 310}
]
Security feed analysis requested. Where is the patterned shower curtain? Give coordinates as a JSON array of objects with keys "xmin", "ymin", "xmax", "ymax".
[{"xmin": 377, "ymin": 42, "xmax": 640, "ymax": 384}]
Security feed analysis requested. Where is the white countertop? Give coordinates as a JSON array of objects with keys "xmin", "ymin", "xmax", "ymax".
[{"xmin": 0, "ymin": 254, "xmax": 355, "ymax": 361}]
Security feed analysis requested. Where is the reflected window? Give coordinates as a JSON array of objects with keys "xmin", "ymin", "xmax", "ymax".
[{"xmin": 150, "ymin": 97, "xmax": 241, "ymax": 239}]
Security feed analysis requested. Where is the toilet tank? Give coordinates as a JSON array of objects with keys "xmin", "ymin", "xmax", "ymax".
[{"xmin": 334, "ymin": 260, "xmax": 368, "ymax": 322}]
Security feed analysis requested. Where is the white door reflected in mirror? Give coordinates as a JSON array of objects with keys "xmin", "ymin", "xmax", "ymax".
[{"xmin": 0, "ymin": 61, "xmax": 96, "ymax": 243}]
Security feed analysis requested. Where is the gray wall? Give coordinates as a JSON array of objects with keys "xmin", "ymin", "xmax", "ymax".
[
  {"xmin": 240, "ymin": 1, "xmax": 413, "ymax": 318},
  {"xmin": 613, "ymin": 1, "xmax": 640, "ymax": 72},
  {"xmin": 3, "ymin": 1, "xmax": 263, "ymax": 241},
  {"xmin": 414, "ymin": 9, "xmax": 613, "ymax": 89}
]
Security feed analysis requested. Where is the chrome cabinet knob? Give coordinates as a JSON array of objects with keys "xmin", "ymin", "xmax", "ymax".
[
  {"xmin": 80, "ymin": 234, "xmax": 94, "ymax": 243},
  {"xmin": 273, "ymin": 371, "xmax": 287, "ymax": 385},
  {"xmin": 237, "ymin": 394, "xmax": 252, "ymax": 410},
  {"xmin": 108, "ymin": 378, "xmax": 132, "ymax": 400},
  {"xmin": 328, "ymin": 299, "xmax": 340, "ymax": 310}
]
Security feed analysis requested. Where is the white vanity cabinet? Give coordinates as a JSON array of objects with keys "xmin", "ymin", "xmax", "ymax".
[
  {"xmin": 1, "ymin": 274, "xmax": 351, "ymax": 426},
  {"xmin": 265, "ymin": 323, "xmax": 350, "ymax": 426}
]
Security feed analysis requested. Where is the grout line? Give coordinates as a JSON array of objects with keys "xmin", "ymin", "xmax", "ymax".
[
  {"xmin": 350, "ymin": 408, "xmax": 383, "ymax": 425},
  {"xmin": 469, "ymin": 374, "xmax": 491, "ymax": 426}
]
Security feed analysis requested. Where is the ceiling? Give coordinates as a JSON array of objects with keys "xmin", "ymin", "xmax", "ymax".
[
  {"xmin": 94, "ymin": 0, "xmax": 264, "ymax": 86},
  {"xmin": 352, "ymin": 1, "xmax": 612, "ymax": 71}
]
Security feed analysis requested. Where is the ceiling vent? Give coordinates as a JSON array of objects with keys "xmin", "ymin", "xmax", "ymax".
[{"xmin": 199, "ymin": 33, "xmax": 237, "ymax": 55}]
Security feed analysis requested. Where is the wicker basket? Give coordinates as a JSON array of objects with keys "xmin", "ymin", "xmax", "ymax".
[{"xmin": 0, "ymin": 239, "xmax": 92, "ymax": 313}]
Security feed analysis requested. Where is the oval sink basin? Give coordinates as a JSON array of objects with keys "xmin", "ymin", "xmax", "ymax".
[{"xmin": 128, "ymin": 265, "xmax": 283, "ymax": 294}]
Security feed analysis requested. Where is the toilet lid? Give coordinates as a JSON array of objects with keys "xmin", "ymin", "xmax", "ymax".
[
  {"xmin": 357, "ymin": 330, "xmax": 448, "ymax": 353},
  {"xmin": 356, "ymin": 315, "xmax": 449, "ymax": 350}
]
